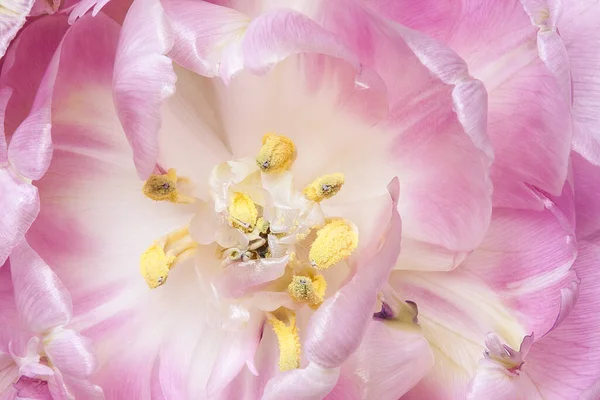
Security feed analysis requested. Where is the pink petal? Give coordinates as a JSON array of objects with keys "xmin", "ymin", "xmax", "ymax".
[
  {"xmin": 350, "ymin": 320, "xmax": 433, "ymax": 399},
  {"xmin": 0, "ymin": 169, "xmax": 39, "ymax": 267},
  {"xmin": 9, "ymin": 240, "xmax": 72, "ymax": 334},
  {"xmin": 0, "ymin": 15, "xmax": 68, "ymax": 139},
  {"xmin": 461, "ymin": 184, "xmax": 578, "ymax": 337},
  {"xmin": 113, "ymin": 0, "xmax": 176, "ymax": 179},
  {"xmin": 0, "ymin": 0, "xmax": 34, "ymax": 58},
  {"xmin": 580, "ymin": 378, "xmax": 600, "ymax": 400},
  {"xmin": 573, "ymin": 153, "xmax": 600, "ymax": 241},
  {"xmin": 0, "ymin": 87, "xmax": 9, "ymax": 161},
  {"xmin": 304, "ymin": 179, "xmax": 401, "ymax": 368},
  {"xmin": 206, "ymin": 314, "xmax": 264, "ymax": 395},
  {"xmin": 43, "ymin": 329, "xmax": 96, "ymax": 378},
  {"xmin": 262, "ymin": 362, "xmax": 341, "ymax": 400},
  {"xmin": 12, "ymin": 376, "xmax": 52, "ymax": 400},
  {"xmin": 241, "ymin": 9, "xmax": 360, "ymax": 77},
  {"xmin": 217, "ymin": 256, "xmax": 289, "ymax": 299},
  {"xmin": 30, "ymin": 0, "xmax": 60, "ymax": 16},
  {"xmin": 317, "ymin": 1, "xmax": 492, "ymax": 270},
  {"xmin": 161, "ymin": 0, "xmax": 249, "ymax": 80},
  {"xmin": 523, "ymin": 242, "xmax": 600, "ymax": 398}
]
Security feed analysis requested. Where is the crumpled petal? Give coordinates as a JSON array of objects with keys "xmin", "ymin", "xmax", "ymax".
[
  {"xmin": 0, "ymin": 0, "xmax": 34, "ymax": 58},
  {"xmin": 113, "ymin": 0, "xmax": 176, "ymax": 179},
  {"xmin": 43, "ymin": 329, "xmax": 96, "ymax": 378},
  {"xmin": 467, "ymin": 360, "xmax": 541, "ymax": 400},
  {"xmin": 9, "ymin": 240, "xmax": 72, "ymax": 334},
  {"xmin": 67, "ymin": 0, "xmax": 111, "ymax": 23}
]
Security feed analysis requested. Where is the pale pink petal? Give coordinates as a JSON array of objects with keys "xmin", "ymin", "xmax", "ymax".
[
  {"xmin": 304, "ymin": 179, "xmax": 401, "ymax": 368},
  {"xmin": 522, "ymin": 242, "xmax": 600, "ymax": 398},
  {"xmin": 161, "ymin": 0, "xmax": 249, "ymax": 80},
  {"xmin": 0, "ymin": 164, "xmax": 39, "ymax": 268},
  {"xmin": 0, "ymin": 0, "xmax": 34, "ymax": 58},
  {"xmin": 315, "ymin": 2, "xmax": 492, "ymax": 269},
  {"xmin": 43, "ymin": 329, "xmax": 96, "ymax": 378},
  {"xmin": 350, "ymin": 320, "xmax": 433, "ymax": 399},
  {"xmin": 30, "ymin": 0, "xmax": 60, "ymax": 16},
  {"xmin": 0, "ymin": 87, "xmax": 9, "ymax": 161},
  {"xmin": 242, "ymin": 9, "xmax": 359, "ymax": 77},
  {"xmin": 113, "ymin": 0, "xmax": 176, "ymax": 179},
  {"xmin": 262, "ymin": 362, "xmax": 341, "ymax": 400},
  {"xmin": 206, "ymin": 314, "xmax": 264, "ymax": 395},
  {"xmin": 579, "ymin": 378, "xmax": 600, "ymax": 400},
  {"xmin": 467, "ymin": 360, "xmax": 541, "ymax": 400},
  {"xmin": 67, "ymin": 0, "xmax": 111, "ymax": 23},
  {"xmin": 9, "ymin": 240, "xmax": 72, "ymax": 334},
  {"xmin": 461, "ymin": 184, "xmax": 578, "ymax": 337},
  {"xmin": 217, "ymin": 256, "xmax": 289, "ymax": 298}
]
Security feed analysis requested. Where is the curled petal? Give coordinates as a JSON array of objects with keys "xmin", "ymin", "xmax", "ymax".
[
  {"xmin": 262, "ymin": 362, "xmax": 341, "ymax": 400},
  {"xmin": 9, "ymin": 240, "xmax": 72, "ymax": 334},
  {"xmin": 67, "ymin": 0, "xmax": 111, "ymax": 24},
  {"xmin": 304, "ymin": 178, "xmax": 401, "ymax": 368},
  {"xmin": 114, "ymin": 0, "xmax": 177, "ymax": 178},
  {"xmin": 44, "ymin": 329, "xmax": 96, "ymax": 378}
]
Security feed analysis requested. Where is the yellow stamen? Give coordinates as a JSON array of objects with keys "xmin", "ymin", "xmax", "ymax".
[
  {"xmin": 256, "ymin": 133, "xmax": 296, "ymax": 173},
  {"xmin": 267, "ymin": 309, "xmax": 301, "ymax": 371},
  {"xmin": 303, "ymin": 173, "xmax": 345, "ymax": 202},
  {"xmin": 309, "ymin": 219, "xmax": 358, "ymax": 270},
  {"xmin": 228, "ymin": 192, "xmax": 258, "ymax": 232},
  {"xmin": 287, "ymin": 275, "xmax": 327, "ymax": 308},
  {"xmin": 139, "ymin": 228, "xmax": 197, "ymax": 289},
  {"xmin": 142, "ymin": 168, "xmax": 195, "ymax": 203}
]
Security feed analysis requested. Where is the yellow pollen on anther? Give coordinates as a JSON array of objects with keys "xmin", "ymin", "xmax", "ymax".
[
  {"xmin": 303, "ymin": 173, "xmax": 345, "ymax": 202},
  {"xmin": 267, "ymin": 309, "xmax": 301, "ymax": 371},
  {"xmin": 256, "ymin": 133, "xmax": 296, "ymax": 173},
  {"xmin": 256, "ymin": 217, "xmax": 270, "ymax": 235},
  {"xmin": 142, "ymin": 168, "xmax": 195, "ymax": 204},
  {"xmin": 287, "ymin": 275, "xmax": 327, "ymax": 308},
  {"xmin": 228, "ymin": 192, "xmax": 258, "ymax": 232},
  {"xmin": 309, "ymin": 219, "xmax": 358, "ymax": 270},
  {"xmin": 139, "ymin": 228, "xmax": 197, "ymax": 289}
]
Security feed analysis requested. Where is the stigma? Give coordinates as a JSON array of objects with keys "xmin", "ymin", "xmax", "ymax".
[
  {"xmin": 142, "ymin": 168, "xmax": 195, "ymax": 203},
  {"xmin": 304, "ymin": 173, "xmax": 345, "ymax": 202},
  {"xmin": 140, "ymin": 228, "xmax": 197, "ymax": 288},
  {"xmin": 256, "ymin": 133, "xmax": 296, "ymax": 173},
  {"xmin": 309, "ymin": 219, "xmax": 358, "ymax": 269},
  {"xmin": 288, "ymin": 274, "xmax": 327, "ymax": 307},
  {"xmin": 267, "ymin": 308, "xmax": 301, "ymax": 371}
]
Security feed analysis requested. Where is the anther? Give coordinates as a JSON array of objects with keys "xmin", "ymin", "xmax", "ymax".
[
  {"xmin": 303, "ymin": 173, "xmax": 345, "ymax": 202},
  {"xmin": 142, "ymin": 168, "xmax": 195, "ymax": 203},
  {"xmin": 287, "ymin": 275, "xmax": 327, "ymax": 307},
  {"xmin": 309, "ymin": 219, "xmax": 358, "ymax": 270},
  {"xmin": 267, "ymin": 308, "xmax": 301, "ymax": 371},
  {"xmin": 256, "ymin": 133, "xmax": 296, "ymax": 173}
]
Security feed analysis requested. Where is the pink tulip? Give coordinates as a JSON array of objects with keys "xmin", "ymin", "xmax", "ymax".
[{"xmin": 1, "ymin": 0, "xmax": 599, "ymax": 399}]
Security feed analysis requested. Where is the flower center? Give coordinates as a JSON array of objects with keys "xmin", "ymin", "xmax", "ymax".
[{"xmin": 139, "ymin": 133, "xmax": 360, "ymax": 370}]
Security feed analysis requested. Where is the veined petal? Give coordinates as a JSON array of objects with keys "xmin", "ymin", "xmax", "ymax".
[
  {"xmin": 113, "ymin": 0, "xmax": 176, "ymax": 179},
  {"xmin": 217, "ymin": 256, "xmax": 289, "ymax": 299},
  {"xmin": 467, "ymin": 360, "xmax": 541, "ymax": 400},
  {"xmin": 573, "ymin": 152, "xmax": 600, "ymax": 241},
  {"xmin": 461, "ymin": 185, "xmax": 578, "ymax": 337},
  {"xmin": 349, "ymin": 321, "xmax": 433, "ymax": 399},
  {"xmin": 9, "ymin": 240, "xmax": 72, "ymax": 334},
  {"xmin": 522, "ymin": 242, "xmax": 600, "ymax": 398}
]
